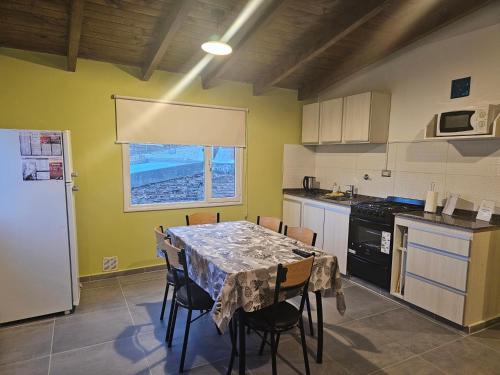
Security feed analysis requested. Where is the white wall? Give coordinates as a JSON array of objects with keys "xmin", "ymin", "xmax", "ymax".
[
  {"xmin": 284, "ymin": 3, "xmax": 500, "ymax": 213},
  {"xmin": 282, "ymin": 144, "xmax": 315, "ymax": 188}
]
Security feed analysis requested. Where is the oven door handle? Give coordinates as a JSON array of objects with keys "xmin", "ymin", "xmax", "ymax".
[
  {"xmin": 350, "ymin": 216, "xmax": 393, "ymax": 230},
  {"xmin": 349, "ymin": 253, "xmax": 388, "ymax": 267}
]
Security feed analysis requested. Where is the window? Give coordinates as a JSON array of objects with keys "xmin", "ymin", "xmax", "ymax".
[{"xmin": 123, "ymin": 144, "xmax": 242, "ymax": 211}]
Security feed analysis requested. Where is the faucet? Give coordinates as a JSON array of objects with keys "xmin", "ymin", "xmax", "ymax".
[{"xmin": 345, "ymin": 185, "xmax": 355, "ymax": 198}]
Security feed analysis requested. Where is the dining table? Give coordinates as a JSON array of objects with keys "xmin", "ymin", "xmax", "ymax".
[{"xmin": 167, "ymin": 220, "xmax": 346, "ymax": 375}]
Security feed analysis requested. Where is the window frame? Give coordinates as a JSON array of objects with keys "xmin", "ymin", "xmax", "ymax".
[{"xmin": 122, "ymin": 144, "xmax": 243, "ymax": 212}]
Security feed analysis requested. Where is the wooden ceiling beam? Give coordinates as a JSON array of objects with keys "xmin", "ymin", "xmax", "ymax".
[
  {"xmin": 141, "ymin": 0, "xmax": 194, "ymax": 81},
  {"xmin": 201, "ymin": 0, "xmax": 288, "ymax": 90},
  {"xmin": 252, "ymin": 2, "xmax": 387, "ymax": 96},
  {"xmin": 298, "ymin": 0, "xmax": 492, "ymax": 100},
  {"xmin": 67, "ymin": 0, "xmax": 85, "ymax": 72}
]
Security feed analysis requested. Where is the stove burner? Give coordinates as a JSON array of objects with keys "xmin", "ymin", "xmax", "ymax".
[{"xmin": 351, "ymin": 196, "xmax": 425, "ymax": 222}]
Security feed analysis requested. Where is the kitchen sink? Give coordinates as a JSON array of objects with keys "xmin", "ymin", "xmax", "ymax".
[{"xmin": 321, "ymin": 195, "xmax": 350, "ymax": 201}]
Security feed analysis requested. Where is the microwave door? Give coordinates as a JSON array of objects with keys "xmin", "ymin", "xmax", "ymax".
[{"xmin": 440, "ymin": 111, "xmax": 474, "ymax": 133}]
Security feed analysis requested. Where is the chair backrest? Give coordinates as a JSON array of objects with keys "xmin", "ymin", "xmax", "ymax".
[
  {"xmin": 160, "ymin": 241, "xmax": 197, "ymax": 307},
  {"xmin": 273, "ymin": 256, "xmax": 315, "ymax": 313},
  {"xmin": 284, "ymin": 226, "xmax": 317, "ymax": 246},
  {"xmin": 186, "ymin": 212, "xmax": 220, "ymax": 226},
  {"xmin": 257, "ymin": 216, "xmax": 283, "ymax": 233},
  {"xmin": 154, "ymin": 226, "xmax": 173, "ymax": 269}
]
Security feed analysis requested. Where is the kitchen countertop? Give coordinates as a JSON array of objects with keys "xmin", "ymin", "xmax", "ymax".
[
  {"xmin": 396, "ymin": 210, "xmax": 500, "ymax": 232},
  {"xmin": 283, "ymin": 188, "xmax": 384, "ymax": 207}
]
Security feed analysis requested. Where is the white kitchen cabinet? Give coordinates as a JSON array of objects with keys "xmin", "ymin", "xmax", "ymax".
[
  {"xmin": 283, "ymin": 194, "xmax": 351, "ymax": 274},
  {"xmin": 319, "ymin": 97, "xmax": 343, "ymax": 143},
  {"xmin": 302, "ymin": 202, "xmax": 325, "ymax": 248},
  {"xmin": 391, "ymin": 216, "xmax": 500, "ymax": 329},
  {"xmin": 282, "ymin": 198, "xmax": 301, "ymax": 228},
  {"xmin": 342, "ymin": 91, "xmax": 391, "ymax": 144},
  {"xmin": 301, "ymin": 102, "xmax": 320, "ymax": 144},
  {"xmin": 323, "ymin": 205, "xmax": 350, "ymax": 274}
]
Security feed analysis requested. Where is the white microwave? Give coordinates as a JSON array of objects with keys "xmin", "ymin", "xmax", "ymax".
[{"xmin": 436, "ymin": 105, "xmax": 500, "ymax": 137}]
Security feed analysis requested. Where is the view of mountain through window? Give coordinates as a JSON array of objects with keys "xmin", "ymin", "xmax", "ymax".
[{"xmin": 129, "ymin": 144, "xmax": 236, "ymax": 205}]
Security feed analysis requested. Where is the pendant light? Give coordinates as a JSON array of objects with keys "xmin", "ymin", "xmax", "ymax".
[{"xmin": 201, "ymin": 9, "xmax": 232, "ymax": 56}]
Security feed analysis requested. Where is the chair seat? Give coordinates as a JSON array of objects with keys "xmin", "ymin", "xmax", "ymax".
[
  {"xmin": 167, "ymin": 269, "xmax": 186, "ymax": 285},
  {"xmin": 245, "ymin": 301, "xmax": 300, "ymax": 332},
  {"xmin": 176, "ymin": 282, "xmax": 214, "ymax": 310}
]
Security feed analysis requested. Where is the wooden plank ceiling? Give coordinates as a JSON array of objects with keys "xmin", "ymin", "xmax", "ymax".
[{"xmin": 0, "ymin": 0, "xmax": 492, "ymax": 99}]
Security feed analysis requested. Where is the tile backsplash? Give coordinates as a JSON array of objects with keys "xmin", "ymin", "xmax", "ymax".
[{"xmin": 283, "ymin": 140, "xmax": 500, "ymax": 213}]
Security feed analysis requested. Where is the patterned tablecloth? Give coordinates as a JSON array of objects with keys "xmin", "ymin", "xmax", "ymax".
[{"xmin": 167, "ymin": 221, "xmax": 346, "ymax": 330}]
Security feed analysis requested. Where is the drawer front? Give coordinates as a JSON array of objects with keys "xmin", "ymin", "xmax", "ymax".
[
  {"xmin": 407, "ymin": 245, "xmax": 469, "ymax": 292},
  {"xmin": 408, "ymin": 228, "xmax": 470, "ymax": 257},
  {"xmin": 405, "ymin": 274, "xmax": 465, "ymax": 324}
]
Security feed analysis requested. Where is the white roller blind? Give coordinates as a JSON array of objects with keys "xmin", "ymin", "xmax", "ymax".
[{"xmin": 114, "ymin": 96, "xmax": 247, "ymax": 147}]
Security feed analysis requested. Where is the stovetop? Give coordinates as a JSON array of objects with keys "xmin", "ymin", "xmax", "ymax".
[{"xmin": 351, "ymin": 196, "xmax": 425, "ymax": 222}]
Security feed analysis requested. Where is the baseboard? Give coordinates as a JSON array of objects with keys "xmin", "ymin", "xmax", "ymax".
[{"xmin": 79, "ymin": 264, "xmax": 166, "ymax": 282}]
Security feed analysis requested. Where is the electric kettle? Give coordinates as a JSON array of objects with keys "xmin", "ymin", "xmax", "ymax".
[{"xmin": 303, "ymin": 176, "xmax": 316, "ymax": 192}]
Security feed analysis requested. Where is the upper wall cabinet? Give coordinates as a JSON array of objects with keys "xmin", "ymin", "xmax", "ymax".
[
  {"xmin": 301, "ymin": 91, "xmax": 391, "ymax": 145},
  {"xmin": 319, "ymin": 97, "xmax": 343, "ymax": 143},
  {"xmin": 343, "ymin": 92, "xmax": 391, "ymax": 144},
  {"xmin": 301, "ymin": 102, "xmax": 320, "ymax": 144}
]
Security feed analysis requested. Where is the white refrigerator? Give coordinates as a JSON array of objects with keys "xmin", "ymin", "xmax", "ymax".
[{"xmin": 0, "ymin": 129, "xmax": 80, "ymax": 324}]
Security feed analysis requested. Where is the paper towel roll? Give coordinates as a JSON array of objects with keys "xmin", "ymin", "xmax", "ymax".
[{"xmin": 425, "ymin": 191, "xmax": 438, "ymax": 213}]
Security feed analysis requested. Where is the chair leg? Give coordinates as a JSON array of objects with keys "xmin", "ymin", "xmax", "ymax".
[
  {"xmin": 168, "ymin": 302, "xmax": 179, "ymax": 347},
  {"xmin": 160, "ymin": 283, "xmax": 170, "ymax": 321},
  {"xmin": 227, "ymin": 318, "xmax": 237, "ymax": 375},
  {"xmin": 258, "ymin": 331, "xmax": 267, "ymax": 355},
  {"xmin": 305, "ymin": 293, "xmax": 314, "ymax": 337},
  {"xmin": 165, "ymin": 288, "xmax": 177, "ymax": 342},
  {"xmin": 216, "ymin": 324, "xmax": 222, "ymax": 335},
  {"xmin": 270, "ymin": 333, "xmax": 277, "ymax": 375},
  {"xmin": 299, "ymin": 317, "xmax": 311, "ymax": 375},
  {"xmin": 179, "ymin": 309, "xmax": 193, "ymax": 373},
  {"xmin": 275, "ymin": 333, "xmax": 281, "ymax": 353}
]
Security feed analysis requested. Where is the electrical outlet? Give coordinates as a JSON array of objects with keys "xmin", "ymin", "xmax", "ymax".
[
  {"xmin": 381, "ymin": 170, "xmax": 392, "ymax": 177},
  {"xmin": 103, "ymin": 256, "xmax": 118, "ymax": 272}
]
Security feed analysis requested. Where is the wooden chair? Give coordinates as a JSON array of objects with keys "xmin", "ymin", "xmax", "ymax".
[
  {"xmin": 154, "ymin": 226, "xmax": 186, "ymax": 322},
  {"xmin": 284, "ymin": 226, "xmax": 317, "ymax": 247},
  {"xmin": 283, "ymin": 225, "xmax": 317, "ymax": 336},
  {"xmin": 256, "ymin": 216, "xmax": 283, "ymax": 233},
  {"xmin": 162, "ymin": 240, "xmax": 216, "ymax": 373},
  {"xmin": 228, "ymin": 256, "xmax": 315, "ymax": 375},
  {"xmin": 185, "ymin": 212, "xmax": 220, "ymax": 226}
]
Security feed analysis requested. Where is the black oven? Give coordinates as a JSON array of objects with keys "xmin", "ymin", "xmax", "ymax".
[
  {"xmin": 347, "ymin": 196, "xmax": 425, "ymax": 291},
  {"xmin": 348, "ymin": 217, "xmax": 393, "ymax": 290}
]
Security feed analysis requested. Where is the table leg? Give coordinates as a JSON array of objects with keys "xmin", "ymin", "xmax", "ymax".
[
  {"xmin": 315, "ymin": 291, "xmax": 323, "ymax": 363},
  {"xmin": 238, "ymin": 309, "xmax": 246, "ymax": 374}
]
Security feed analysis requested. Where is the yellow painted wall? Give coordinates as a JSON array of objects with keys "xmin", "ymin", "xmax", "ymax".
[{"xmin": 0, "ymin": 48, "xmax": 301, "ymax": 277}]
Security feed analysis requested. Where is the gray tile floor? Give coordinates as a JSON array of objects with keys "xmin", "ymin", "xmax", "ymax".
[{"xmin": 1, "ymin": 270, "xmax": 499, "ymax": 374}]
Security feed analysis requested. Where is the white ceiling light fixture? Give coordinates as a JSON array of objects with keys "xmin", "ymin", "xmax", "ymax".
[
  {"xmin": 201, "ymin": 9, "xmax": 232, "ymax": 56},
  {"xmin": 201, "ymin": 40, "xmax": 232, "ymax": 55}
]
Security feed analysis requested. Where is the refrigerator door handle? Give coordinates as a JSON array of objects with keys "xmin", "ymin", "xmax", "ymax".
[{"xmin": 72, "ymin": 185, "xmax": 80, "ymax": 192}]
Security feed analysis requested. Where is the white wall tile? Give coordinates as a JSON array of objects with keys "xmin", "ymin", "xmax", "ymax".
[
  {"xmin": 394, "ymin": 172, "xmax": 445, "ymax": 203},
  {"xmin": 394, "ymin": 142, "xmax": 448, "ymax": 174},
  {"xmin": 386, "ymin": 143, "xmax": 397, "ymax": 171},
  {"xmin": 355, "ymin": 169, "xmax": 394, "ymax": 198},
  {"xmin": 445, "ymin": 174, "xmax": 500, "ymax": 212},
  {"xmin": 315, "ymin": 167, "xmax": 357, "ymax": 191},
  {"xmin": 283, "ymin": 145, "xmax": 315, "ymax": 188},
  {"xmin": 283, "ymin": 138, "xmax": 500, "ymax": 212},
  {"xmin": 446, "ymin": 140, "xmax": 500, "ymax": 176},
  {"xmin": 355, "ymin": 144, "xmax": 388, "ymax": 170},
  {"xmin": 315, "ymin": 146, "xmax": 358, "ymax": 169}
]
